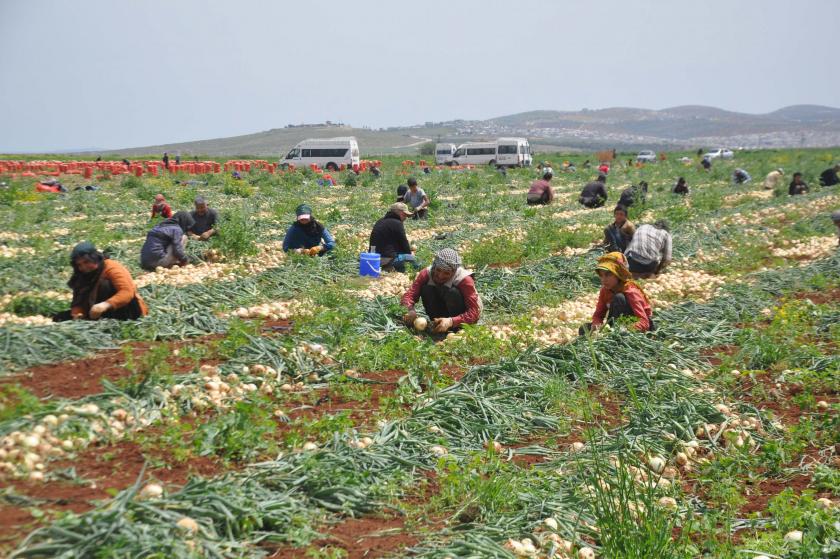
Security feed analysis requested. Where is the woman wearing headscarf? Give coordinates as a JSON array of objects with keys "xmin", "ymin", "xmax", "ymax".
[
  {"xmin": 140, "ymin": 211, "xmax": 194, "ymax": 270},
  {"xmin": 54, "ymin": 242, "xmax": 147, "ymax": 322},
  {"xmin": 580, "ymin": 252, "xmax": 653, "ymax": 334},
  {"xmin": 401, "ymin": 248, "xmax": 482, "ymax": 334},
  {"xmin": 282, "ymin": 204, "xmax": 336, "ymax": 255}
]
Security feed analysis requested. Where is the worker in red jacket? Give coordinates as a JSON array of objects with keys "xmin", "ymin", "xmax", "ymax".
[
  {"xmin": 151, "ymin": 194, "xmax": 172, "ymax": 219},
  {"xmin": 401, "ymin": 248, "xmax": 482, "ymax": 334}
]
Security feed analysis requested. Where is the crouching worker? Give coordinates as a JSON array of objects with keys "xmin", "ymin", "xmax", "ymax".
[
  {"xmin": 579, "ymin": 252, "xmax": 653, "ymax": 335},
  {"xmin": 283, "ymin": 204, "xmax": 336, "ymax": 255},
  {"xmin": 401, "ymin": 248, "xmax": 482, "ymax": 334},
  {"xmin": 140, "ymin": 211, "xmax": 194, "ymax": 270},
  {"xmin": 54, "ymin": 242, "xmax": 147, "ymax": 322}
]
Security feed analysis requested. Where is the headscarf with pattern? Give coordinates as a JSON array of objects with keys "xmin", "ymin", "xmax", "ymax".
[
  {"xmin": 432, "ymin": 248, "xmax": 462, "ymax": 273},
  {"xmin": 596, "ymin": 252, "xmax": 651, "ymax": 306}
]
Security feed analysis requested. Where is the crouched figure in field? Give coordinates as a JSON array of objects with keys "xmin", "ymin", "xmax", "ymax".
[
  {"xmin": 580, "ymin": 252, "xmax": 654, "ymax": 335},
  {"xmin": 401, "ymin": 248, "xmax": 482, "ymax": 335},
  {"xmin": 55, "ymin": 242, "xmax": 148, "ymax": 322}
]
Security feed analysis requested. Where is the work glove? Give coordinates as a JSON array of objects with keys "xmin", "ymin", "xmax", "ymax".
[
  {"xmin": 403, "ymin": 309, "xmax": 417, "ymax": 327},
  {"xmin": 89, "ymin": 302, "xmax": 112, "ymax": 320},
  {"xmin": 432, "ymin": 317, "xmax": 453, "ymax": 333}
]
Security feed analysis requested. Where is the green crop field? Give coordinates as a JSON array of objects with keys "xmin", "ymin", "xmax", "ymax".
[{"xmin": 0, "ymin": 149, "xmax": 838, "ymax": 559}]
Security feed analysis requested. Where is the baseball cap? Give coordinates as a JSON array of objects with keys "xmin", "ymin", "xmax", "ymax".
[
  {"xmin": 390, "ymin": 202, "xmax": 414, "ymax": 215},
  {"xmin": 296, "ymin": 203, "xmax": 312, "ymax": 220}
]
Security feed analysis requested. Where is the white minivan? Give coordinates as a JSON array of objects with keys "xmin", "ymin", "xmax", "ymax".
[
  {"xmin": 452, "ymin": 138, "xmax": 532, "ymax": 167},
  {"xmin": 435, "ymin": 143, "xmax": 456, "ymax": 165},
  {"xmin": 281, "ymin": 137, "xmax": 360, "ymax": 170},
  {"xmin": 495, "ymin": 137, "xmax": 532, "ymax": 167}
]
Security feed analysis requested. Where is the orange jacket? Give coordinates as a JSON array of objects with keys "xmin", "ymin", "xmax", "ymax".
[{"xmin": 71, "ymin": 259, "xmax": 148, "ymax": 318}]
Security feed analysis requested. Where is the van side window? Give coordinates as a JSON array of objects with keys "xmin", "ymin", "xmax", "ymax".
[
  {"xmin": 301, "ymin": 149, "xmax": 311, "ymax": 157},
  {"xmin": 498, "ymin": 145, "xmax": 517, "ymax": 154}
]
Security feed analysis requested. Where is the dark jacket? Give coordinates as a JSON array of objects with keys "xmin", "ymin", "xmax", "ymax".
[
  {"xmin": 369, "ymin": 211, "xmax": 411, "ymax": 259},
  {"xmin": 789, "ymin": 180, "xmax": 809, "ymax": 196},
  {"xmin": 282, "ymin": 221, "xmax": 336, "ymax": 252},
  {"xmin": 140, "ymin": 224, "xmax": 187, "ymax": 269},
  {"xmin": 580, "ymin": 180, "xmax": 608, "ymax": 204},
  {"xmin": 819, "ymin": 168, "xmax": 839, "ymax": 187}
]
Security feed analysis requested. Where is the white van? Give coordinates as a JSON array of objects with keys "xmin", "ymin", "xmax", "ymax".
[
  {"xmin": 435, "ymin": 143, "xmax": 456, "ymax": 165},
  {"xmin": 496, "ymin": 137, "xmax": 532, "ymax": 167},
  {"xmin": 281, "ymin": 137, "xmax": 360, "ymax": 170},
  {"xmin": 452, "ymin": 138, "xmax": 532, "ymax": 167}
]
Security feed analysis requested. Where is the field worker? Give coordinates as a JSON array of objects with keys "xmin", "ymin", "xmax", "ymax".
[
  {"xmin": 189, "ymin": 196, "xmax": 219, "ymax": 241},
  {"xmin": 701, "ymin": 156, "xmax": 712, "ymax": 171},
  {"xmin": 819, "ymin": 164, "xmax": 840, "ymax": 187},
  {"xmin": 162, "ymin": 152, "xmax": 170, "ymax": 169},
  {"xmin": 401, "ymin": 248, "xmax": 482, "ymax": 334},
  {"xmin": 832, "ymin": 210, "xmax": 840, "ymax": 245},
  {"xmin": 764, "ymin": 168, "xmax": 784, "ymax": 190},
  {"xmin": 672, "ymin": 177, "xmax": 689, "ymax": 195},
  {"xmin": 618, "ymin": 181, "xmax": 648, "ymax": 207},
  {"xmin": 526, "ymin": 168, "xmax": 555, "ymax": 205},
  {"xmin": 789, "ymin": 172, "xmax": 809, "ymax": 196},
  {"xmin": 579, "ymin": 174, "xmax": 609, "ymax": 208},
  {"xmin": 579, "ymin": 252, "xmax": 653, "ymax": 335},
  {"xmin": 140, "ymin": 211, "xmax": 194, "ymax": 270},
  {"xmin": 624, "ymin": 220, "xmax": 672, "ymax": 278},
  {"xmin": 282, "ymin": 204, "xmax": 336, "ymax": 255},
  {"xmin": 604, "ymin": 204, "xmax": 635, "ymax": 253},
  {"xmin": 396, "ymin": 184, "xmax": 408, "ymax": 202},
  {"xmin": 54, "ymin": 242, "xmax": 147, "ymax": 322},
  {"xmin": 732, "ymin": 168, "xmax": 752, "ymax": 185},
  {"xmin": 369, "ymin": 202, "xmax": 419, "ymax": 272},
  {"xmin": 370, "ymin": 165, "xmax": 381, "ymax": 178},
  {"xmin": 404, "ymin": 177, "xmax": 430, "ymax": 219},
  {"xmin": 151, "ymin": 194, "xmax": 172, "ymax": 219}
]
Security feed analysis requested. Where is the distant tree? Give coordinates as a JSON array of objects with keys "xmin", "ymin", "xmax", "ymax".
[{"xmin": 418, "ymin": 142, "xmax": 435, "ymax": 156}]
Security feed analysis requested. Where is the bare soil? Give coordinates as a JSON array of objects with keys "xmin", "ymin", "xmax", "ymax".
[{"xmin": 1, "ymin": 338, "xmax": 222, "ymax": 400}]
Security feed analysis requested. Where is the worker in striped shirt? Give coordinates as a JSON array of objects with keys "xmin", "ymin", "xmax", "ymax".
[{"xmin": 624, "ymin": 220, "xmax": 672, "ymax": 279}]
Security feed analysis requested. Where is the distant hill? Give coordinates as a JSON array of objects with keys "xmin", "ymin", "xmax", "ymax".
[{"xmin": 100, "ymin": 105, "xmax": 840, "ymax": 157}]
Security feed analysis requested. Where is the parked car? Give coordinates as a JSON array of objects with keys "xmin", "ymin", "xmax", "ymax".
[
  {"xmin": 636, "ymin": 150, "xmax": 657, "ymax": 163},
  {"xmin": 703, "ymin": 148, "xmax": 734, "ymax": 160}
]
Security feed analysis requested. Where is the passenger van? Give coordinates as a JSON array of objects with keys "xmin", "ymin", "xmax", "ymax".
[
  {"xmin": 281, "ymin": 137, "xmax": 360, "ymax": 170},
  {"xmin": 435, "ymin": 143, "xmax": 456, "ymax": 165},
  {"xmin": 452, "ymin": 138, "xmax": 532, "ymax": 167}
]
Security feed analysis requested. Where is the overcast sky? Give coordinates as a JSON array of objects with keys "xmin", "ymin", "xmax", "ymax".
[{"xmin": 1, "ymin": 0, "xmax": 838, "ymax": 152}]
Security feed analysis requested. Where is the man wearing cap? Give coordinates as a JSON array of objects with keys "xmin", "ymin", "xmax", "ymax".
[
  {"xmin": 764, "ymin": 168, "xmax": 784, "ymax": 190},
  {"xmin": 401, "ymin": 248, "xmax": 482, "ymax": 334},
  {"xmin": 189, "ymin": 196, "xmax": 219, "ymax": 241},
  {"xmin": 369, "ymin": 203, "xmax": 418, "ymax": 272},
  {"xmin": 282, "ymin": 204, "xmax": 336, "ymax": 255}
]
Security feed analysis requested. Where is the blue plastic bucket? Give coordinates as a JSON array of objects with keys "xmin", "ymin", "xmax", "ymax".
[{"xmin": 359, "ymin": 252, "xmax": 380, "ymax": 277}]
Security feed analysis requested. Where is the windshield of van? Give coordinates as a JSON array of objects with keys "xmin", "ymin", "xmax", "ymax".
[
  {"xmin": 453, "ymin": 148, "xmax": 465, "ymax": 157},
  {"xmin": 285, "ymin": 148, "xmax": 299, "ymax": 159}
]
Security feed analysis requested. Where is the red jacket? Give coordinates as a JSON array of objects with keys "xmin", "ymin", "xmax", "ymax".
[
  {"xmin": 591, "ymin": 282, "xmax": 652, "ymax": 332},
  {"xmin": 401, "ymin": 268, "xmax": 481, "ymax": 327},
  {"xmin": 151, "ymin": 202, "xmax": 172, "ymax": 219}
]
